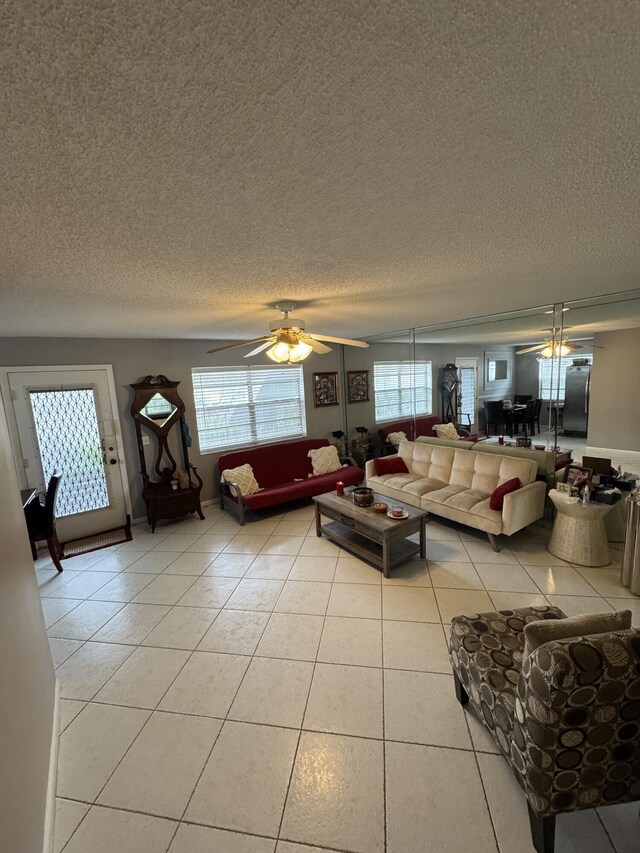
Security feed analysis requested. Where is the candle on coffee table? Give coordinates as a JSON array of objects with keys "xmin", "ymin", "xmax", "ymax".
[{"xmin": 336, "ymin": 481, "xmax": 344, "ymax": 496}]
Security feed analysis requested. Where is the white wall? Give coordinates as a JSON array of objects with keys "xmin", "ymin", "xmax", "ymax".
[
  {"xmin": 0, "ymin": 393, "xmax": 56, "ymax": 852},
  {"xmin": 588, "ymin": 328, "xmax": 640, "ymax": 452}
]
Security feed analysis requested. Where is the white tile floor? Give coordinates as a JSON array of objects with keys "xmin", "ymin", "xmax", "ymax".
[{"xmin": 38, "ymin": 503, "xmax": 638, "ymax": 853}]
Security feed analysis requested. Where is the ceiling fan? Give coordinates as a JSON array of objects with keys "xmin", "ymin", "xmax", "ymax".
[
  {"xmin": 516, "ymin": 339, "xmax": 600, "ymax": 357},
  {"xmin": 207, "ymin": 303, "xmax": 369, "ymax": 363}
]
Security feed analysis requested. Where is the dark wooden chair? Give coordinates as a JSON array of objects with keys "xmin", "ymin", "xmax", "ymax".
[
  {"xmin": 512, "ymin": 400, "xmax": 537, "ymax": 438},
  {"xmin": 25, "ymin": 474, "xmax": 64, "ymax": 572},
  {"xmin": 483, "ymin": 400, "xmax": 507, "ymax": 436},
  {"xmin": 532, "ymin": 398, "xmax": 543, "ymax": 434}
]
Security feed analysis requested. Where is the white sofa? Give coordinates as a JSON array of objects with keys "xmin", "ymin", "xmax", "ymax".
[{"xmin": 365, "ymin": 439, "xmax": 546, "ymax": 551}]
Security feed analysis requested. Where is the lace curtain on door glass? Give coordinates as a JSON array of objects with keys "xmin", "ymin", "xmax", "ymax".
[{"xmin": 29, "ymin": 389, "xmax": 109, "ymax": 516}]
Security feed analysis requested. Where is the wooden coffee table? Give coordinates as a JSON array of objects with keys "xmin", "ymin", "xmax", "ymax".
[{"xmin": 313, "ymin": 491, "xmax": 427, "ymax": 578}]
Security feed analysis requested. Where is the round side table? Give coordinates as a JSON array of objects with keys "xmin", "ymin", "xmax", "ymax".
[{"xmin": 547, "ymin": 489, "xmax": 614, "ymax": 567}]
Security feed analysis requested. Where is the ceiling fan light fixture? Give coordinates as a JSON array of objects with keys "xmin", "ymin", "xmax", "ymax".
[
  {"xmin": 265, "ymin": 340, "xmax": 313, "ymax": 364},
  {"xmin": 540, "ymin": 342, "xmax": 572, "ymax": 358}
]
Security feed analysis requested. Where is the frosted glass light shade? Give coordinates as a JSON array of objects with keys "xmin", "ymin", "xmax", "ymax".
[{"xmin": 266, "ymin": 340, "xmax": 313, "ymax": 363}]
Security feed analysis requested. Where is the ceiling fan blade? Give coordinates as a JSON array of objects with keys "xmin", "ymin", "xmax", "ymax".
[
  {"xmin": 244, "ymin": 339, "xmax": 276, "ymax": 357},
  {"xmin": 306, "ymin": 338, "xmax": 332, "ymax": 354},
  {"xmin": 207, "ymin": 337, "xmax": 271, "ymax": 354},
  {"xmin": 565, "ymin": 341, "xmax": 605, "ymax": 350},
  {"xmin": 309, "ymin": 333, "xmax": 369, "ymax": 348},
  {"xmin": 516, "ymin": 343, "xmax": 545, "ymax": 355}
]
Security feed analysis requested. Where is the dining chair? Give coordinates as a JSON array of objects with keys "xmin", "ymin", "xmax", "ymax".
[
  {"xmin": 533, "ymin": 398, "xmax": 543, "ymax": 434},
  {"xmin": 25, "ymin": 474, "xmax": 64, "ymax": 572},
  {"xmin": 483, "ymin": 400, "xmax": 507, "ymax": 437},
  {"xmin": 517, "ymin": 399, "xmax": 537, "ymax": 437}
]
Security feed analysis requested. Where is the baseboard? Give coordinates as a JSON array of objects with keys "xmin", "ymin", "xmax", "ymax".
[
  {"xmin": 42, "ymin": 677, "xmax": 60, "ymax": 853},
  {"xmin": 131, "ymin": 498, "xmax": 220, "ymax": 528},
  {"xmin": 585, "ymin": 445, "xmax": 640, "ymax": 472}
]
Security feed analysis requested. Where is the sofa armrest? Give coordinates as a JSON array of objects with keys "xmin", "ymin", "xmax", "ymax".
[
  {"xmin": 513, "ymin": 630, "xmax": 640, "ymax": 817},
  {"xmin": 501, "ymin": 481, "xmax": 546, "ymax": 535},
  {"xmin": 365, "ymin": 458, "xmax": 378, "ymax": 481},
  {"xmin": 218, "ymin": 477, "xmax": 247, "ymax": 524}
]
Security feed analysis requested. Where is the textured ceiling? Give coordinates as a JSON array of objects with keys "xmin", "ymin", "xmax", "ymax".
[{"xmin": 1, "ymin": 1, "xmax": 639, "ymax": 340}]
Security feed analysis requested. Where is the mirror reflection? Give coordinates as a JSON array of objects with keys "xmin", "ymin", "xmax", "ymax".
[
  {"xmin": 140, "ymin": 392, "xmax": 178, "ymax": 427},
  {"xmin": 342, "ymin": 287, "xmax": 640, "ymax": 491},
  {"xmin": 343, "ymin": 328, "xmax": 413, "ymax": 466}
]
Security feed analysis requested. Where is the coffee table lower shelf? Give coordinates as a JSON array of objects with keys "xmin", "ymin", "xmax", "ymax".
[{"xmin": 321, "ymin": 520, "xmax": 421, "ymax": 576}]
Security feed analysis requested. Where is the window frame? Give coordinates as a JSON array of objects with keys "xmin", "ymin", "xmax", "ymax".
[
  {"xmin": 538, "ymin": 354, "xmax": 593, "ymax": 401},
  {"xmin": 373, "ymin": 360, "xmax": 433, "ymax": 423},
  {"xmin": 191, "ymin": 364, "xmax": 307, "ymax": 454}
]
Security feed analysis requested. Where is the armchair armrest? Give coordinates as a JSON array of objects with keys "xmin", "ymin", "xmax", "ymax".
[
  {"xmin": 501, "ymin": 481, "xmax": 546, "ymax": 535},
  {"xmin": 513, "ymin": 630, "xmax": 640, "ymax": 817}
]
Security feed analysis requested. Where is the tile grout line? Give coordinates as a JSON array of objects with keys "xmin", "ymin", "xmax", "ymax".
[
  {"xmin": 48, "ymin": 508, "xmax": 632, "ymax": 851},
  {"xmin": 380, "ymin": 570, "xmax": 388, "ymax": 853},
  {"xmin": 84, "ymin": 542, "xmax": 270, "ymax": 810},
  {"xmin": 274, "ymin": 528, "xmax": 333, "ymax": 847},
  {"xmin": 174, "ymin": 568, "xmax": 279, "ymax": 829}
]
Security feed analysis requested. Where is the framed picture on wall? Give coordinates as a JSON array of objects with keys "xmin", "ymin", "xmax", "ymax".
[
  {"xmin": 484, "ymin": 351, "xmax": 513, "ymax": 390},
  {"xmin": 347, "ymin": 370, "xmax": 369, "ymax": 403},
  {"xmin": 313, "ymin": 372, "xmax": 339, "ymax": 407}
]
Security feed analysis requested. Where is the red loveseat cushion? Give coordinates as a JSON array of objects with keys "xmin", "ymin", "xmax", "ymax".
[
  {"xmin": 242, "ymin": 465, "xmax": 363, "ymax": 510},
  {"xmin": 374, "ymin": 456, "xmax": 409, "ymax": 476},
  {"xmin": 219, "ymin": 438, "xmax": 331, "ymax": 488},
  {"xmin": 489, "ymin": 477, "xmax": 521, "ymax": 511}
]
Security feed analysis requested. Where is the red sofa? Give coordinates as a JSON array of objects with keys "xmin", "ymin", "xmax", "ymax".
[
  {"xmin": 217, "ymin": 438, "xmax": 364, "ymax": 524},
  {"xmin": 378, "ymin": 416, "xmax": 478, "ymax": 448}
]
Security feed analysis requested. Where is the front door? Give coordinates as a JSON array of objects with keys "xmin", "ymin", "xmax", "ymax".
[
  {"xmin": 3, "ymin": 366, "xmax": 131, "ymax": 541},
  {"xmin": 455, "ymin": 357, "xmax": 479, "ymax": 433}
]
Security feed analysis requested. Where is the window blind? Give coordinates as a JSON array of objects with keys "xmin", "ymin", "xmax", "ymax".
[
  {"xmin": 538, "ymin": 355, "xmax": 592, "ymax": 401},
  {"xmin": 191, "ymin": 365, "xmax": 307, "ymax": 453},
  {"xmin": 459, "ymin": 367, "xmax": 476, "ymax": 420},
  {"xmin": 373, "ymin": 361, "xmax": 432, "ymax": 422}
]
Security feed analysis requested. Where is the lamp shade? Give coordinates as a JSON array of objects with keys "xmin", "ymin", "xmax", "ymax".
[{"xmin": 266, "ymin": 340, "xmax": 313, "ymax": 364}]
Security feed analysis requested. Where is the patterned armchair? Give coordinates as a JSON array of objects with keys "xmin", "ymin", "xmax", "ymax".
[{"xmin": 449, "ymin": 607, "xmax": 640, "ymax": 853}]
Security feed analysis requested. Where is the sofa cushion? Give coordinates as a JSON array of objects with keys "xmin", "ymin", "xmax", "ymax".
[
  {"xmin": 242, "ymin": 465, "xmax": 364, "ymax": 510},
  {"xmin": 433, "ymin": 422, "xmax": 460, "ymax": 440},
  {"xmin": 219, "ymin": 439, "xmax": 335, "ymax": 488},
  {"xmin": 522, "ymin": 609, "xmax": 632, "ymax": 661},
  {"xmin": 423, "ymin": 484, "xmax": 467, "ymax": 505},
  {"xmin": 402, "ymin": 477, "xmax": 449, "ymax": 498},
  {"xmin": 386, "ymin": 431, "xmax": 408, "ymax": 446},
  {"xmin": 308, "ymin": 445, "xmax": 342, "ymax": 475},
  {"xmin": 374, "ymin": 456, "xmax": 409, "ymax": 476},
  {"xmin": 470, "ymin": 453, "xmax": 537, "ymax": 495},
  {"xmin": 489, "ymin": 477, "xmax": 521, "ymax": 511},
  {"xmin": 402, "ymin": 441, "xmax": 457, "ymax": 483},
  {"xmin": 445, "ymin": 488, "xmax": 491, "ymax": 512},
  {"xmin": 221, "ymin": 463, "xmax": 260, "ymax": 496},
  {"xmin": 371, "ymin": 472, "xmax": 417, "ymax": 491}
]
